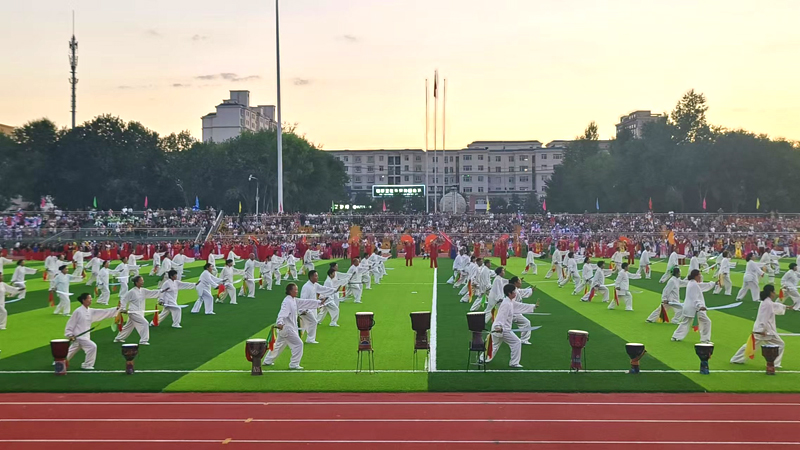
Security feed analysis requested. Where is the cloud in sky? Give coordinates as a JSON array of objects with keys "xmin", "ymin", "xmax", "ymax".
[
  {"xmin": 341, "ymin": 34, "xmax": 359, "ymax": 43},
  {"xmin": 172, "ymin": 83, "xmax": 191, "ymax": 88},
  {"xmin": 191, "ymin": 34, "xmax": 209, "ymax": 41},
  {"xmin": 146, "ymin": 29, "xmax": 162, "ymax": 38},
  {"xmin": 293, "ymin": 78, "xmax": 312, "ymax": 86},
  {"xmin": 195, "ymin": 73, "xmax": 260, "ymax": 82}
]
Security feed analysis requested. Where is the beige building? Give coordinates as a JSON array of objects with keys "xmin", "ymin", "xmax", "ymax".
[
  {"xmin": 0, "ymin": 123, "xmax": 14, "ymax": 137},
  {"xmin": 616, "ymin": 110, "xmax": 665, "ymax": 139},
  {"xmin": 201, "ymin": 91, "xmax": 276, "ymax": 143}
]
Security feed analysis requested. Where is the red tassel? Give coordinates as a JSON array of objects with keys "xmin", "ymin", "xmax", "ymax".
[
  {"xmin": 614, "ymin": 289, "xmax": 619, "ymax": 306},
  {"xmin": 779, "ymin": 289, "xmax": 784, "ymax": 300},
  {"xmin": 217, "ymin": 284, "xmax": 225, "ymax": 296},
  {"xmin": 43, "ymin": 272, "xmax": 48, "ymax": 281},
  {"xmin": 153, "ymin": 305, "xmax": 159, "ymax": 327},
  {"xmin": 48, "ymin": 291, "xmax": 54, "ymax": 307},
  {"xmin": 588, "ymin": 288, "xmax": 595, "ymax": 302}
]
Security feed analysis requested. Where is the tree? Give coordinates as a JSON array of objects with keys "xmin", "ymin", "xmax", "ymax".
[
  {"xmin": 522, "ymin": 192, "xmax": 542, "ymax": 213},
  {"xmin": 670, "ymin": 89, "xmax": 712, "ymax": 144}
]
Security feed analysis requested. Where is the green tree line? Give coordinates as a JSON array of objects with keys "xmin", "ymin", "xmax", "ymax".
[
  {"xmin": 544, "ymin": 90, "xmax": 800, "ymax": 213},
  {"xmin": 0, "ymin": 116, "xmax": 348, "ymax": 213}
]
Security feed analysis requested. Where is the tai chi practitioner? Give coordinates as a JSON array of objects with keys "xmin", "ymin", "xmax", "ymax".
[
  {"xmin": 111, "ymin": 256, "xmax": 137, "ymax": 300},
  {"xmin": 484, "ymin": 284, "xmax": 537, "ymax": 368},
  {"xmin": 448, "ymin": 249, "xmax": 465, "ymax": 284},
  {"xmin": 713, "ymin": 252, "xmax": 733, "ymax": 296},
  {"xmin": 0, "ymin": 255, "xmax": 15, "ymax": 276},
  {"xmin": 545, "ymin": 248, "xmax": 562, "ymax": 280},
  {"xmin": 257, "ymin": 259, "xmax": 274, "ymax": 291},
  {"xmin": 171, "ymin": 249, "xmax": 195, "ymax": 281},
  {"xmin": 10, "ymin": 260, "xmax": 36, "ymax": 300},
  {"xmin": 470, "ymin": 259, "xmax": 493, "ymax": 312},
  {"xmin": 191, "ymin": 263, "xmax": 223, "ymax": 315},
  {"xmin": 0, "ymin": 274, "xmax": 23, "ymax": 329},
  {"xmin": 239, "ymin": 254, "xmax": 257, "ymax": 298},
  {"xmin": 302, "ymin": 249, "xmax": 321, "ymax": 275},
  {"xmin": 216, "ymin": 259, "xmax": 245, "ymax": 305},
  {"xmin": 207, "ymin": 252, "xmax": 225, "ymax": 276},
  {"xmin": 157, "ymin": 256, "xmax": 173, "ymax": 288},
  {"xmin": 149, "ymin": 251, "xmax": 165, "ymax": 276},
  {"xmin": 458, "ymin": 257, "xmax": 480, "ymax": 303},
  {"xmin": 226, "ymin": 249, "xmax": 242, "ymax": 265},
  {"xmin": 95, "ymin": 261, "xmax": 113, "ymax": 305},
  {"xmin": 368, "ymin": 249, "xmax": 390, "ymax": 285},
  {"xmin": 318, "ymin": 267, "xmax": 347, "ymax": 327},
  {"xmin": 262, "ymin": 283, "xmax": 324, "ymax": 370},
  {"xmin": 759, "ymin": 251, "xmax": 779, "ymax": 283},
  {"xmin": 343, "ymin": 257, "xmax": 370, "ymax": 303},
  {"xmin": 610, "ymin": 263, "xmax": 641, "ymax": 311},
  {"xmin": 671, "ymin": 269, "xmax": 715, "ymax": 343},
  {"xmin": 737, "ymin": 253, "xmax": 766, "ymax": 302},
  {"xmin": 114, "ymin": 276, "xmax": 160, "ymax": 345},
  {"xmin": 84, "ymin": 256, "xmax": 103, "ymax": 286},
  {"xmin": 573, "ymin": 257, "xmax": 596, "ymax": 296},
  {"xmin": 154, "ymin": 270, "xmax": 196, "ymax": 328},
  {"xmin": 510, "ymin": 276, "xmax": 537, "ymax": 345},
  {"xmin": 610, "ymin": 250, "xmax": 629, "ymax": 273},
  {"xmin": 522, "ymin": 248, "xmax": 542, "ymax": 275},
  {"xmin": 558, "ymin": 252, "xmax": 580, "ymax": 288},
  {"xmin": 270, "ymin": 255, "xmax": 285, "ymax": 285},
  {"xmin": 53, "ymin": 265, "xmax": 84, "ymax": 316},
  {"xmin": 484, "ymin": 267, "xmax": 508, "ymax": 323},
  {"xmin": 647, "ymin": 267, "xmax": 686, "ymax": 323},
  {"xmin": 780, "ymin": 263, "xmax": 800, "ymax": 311},
  {"xmin": 731, "ymin": 284, "xmax": 790, "ymax": 367},
  {"xmin": 660, "ymin": 250, "xmax": 685, "ymax": 283},
  {"xmin": 636, "ymin": 246, "xmax": 655, "ymax": 279},
  {"xmin": 45, "ymin": 255, "xmax": 63, "ymax": 290},
  {"xmin": 283, "ymin": 254, "xmax": 300, "ymax": 281},
  {"xmin": 72, "ymin": 250, "xmax": 92, "ymax": 277},
  {"xmin": 64, "ymin": 293, "xmax": 120, "ymax": 369},
  {"xmin": 581, "ymin": 261, "xmax": 609, "ymax": 302},
  {"xmin": 127, "ymin": 253, "xmax": 144, "ymax": 278},
  {"xmin": 299, "ymin": 270, "xmax": 341, "ymax": 343}
]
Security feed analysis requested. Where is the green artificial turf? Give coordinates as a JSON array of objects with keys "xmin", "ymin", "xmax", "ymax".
[{"xmin": 1, "ymin": 255, "xmax": 799, "ymax": 393}]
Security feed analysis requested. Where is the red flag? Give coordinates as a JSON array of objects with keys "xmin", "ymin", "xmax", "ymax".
[
  {"xmin": 648, "ymin": 197, "xmax": 652, "ymax": 210},
  {"xmin": 40, "ymin": 197, "xmax": 46, "ymax": 208},
  {"xmin": 144, "ymin": 196, "xmax": 148, "ymax": 209},
  {"xmin": 382, "ymin": 200, "xmax": 386, "ymax": 212},
  {"xmin": 702, "ymin": 197, "xmax": 707, "ymax": 210},
  {"xmin": 542, "ymin": 199, "xmax": 547, "ymax": 211}
]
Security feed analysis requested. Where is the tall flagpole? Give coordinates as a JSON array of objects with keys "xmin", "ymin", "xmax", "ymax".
[
  {"xmin": 433, "ymin": 70, "xmax": 438, "ymax": 214},
  {"xmin": 425, "ymin": 79, "xmax": 429, "ymax": 213},
  {"xmin": 444, "ymin": 78, "xmax": 453, "ymax": 214},
  {"xmin": 275, "ymin": 0, "xmax": 284, "ymax": 214}
]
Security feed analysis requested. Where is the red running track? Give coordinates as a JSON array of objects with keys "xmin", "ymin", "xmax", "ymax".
[{"xmin": 1, "ymin": 393, "xmax": 800, "ymax": 449}]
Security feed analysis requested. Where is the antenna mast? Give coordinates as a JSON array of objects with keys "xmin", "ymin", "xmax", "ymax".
[{"xmin": 69, "ymin": 11, "xmax": 78, "ymax": 128}]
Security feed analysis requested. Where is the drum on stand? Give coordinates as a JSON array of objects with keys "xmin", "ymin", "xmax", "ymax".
[
  {"xmin": 50, "ymin": 339, "xmax": 71, "ymax": 376},
  {"xmin": 121, "ymin": 344, "xmax": 139, "ymax": 375},
  {"xmin": 355, "ymin": 312, "xmax": 375, "ymax": 373},
  {"xmin": 466, "ymin": 312, "xmax": 487, "ymax": 372},
  {"xmin": 761, "ymin": 345, "xmax": 780, "ymax": 375},
  {"xmin": 625, "ymin": 343, "xmax": 646, "ymax": 374},
  {"xmin": 694, "ymin": 343, "xmax": 714, "ymax": 375},
  {"xmin": 410, "ymin": 311, "xmax": 431, "ymax": 371},
  {"xmin": 567, "ymin": 330, "xmax": 589, "ymax": 372},
  {"xmin": 245, "ymin": 339, "xmax": 268, "ymax": 376}
]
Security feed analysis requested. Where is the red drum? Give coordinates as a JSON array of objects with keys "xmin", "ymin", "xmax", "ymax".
[
  {"xmin": 567, "ymin": 330, "xmax": 589, "ymax": 372},
  {"xmin": 50, "ymin": 339, "xmax": 71, "ymax": 376},
  {"xmin": 245, "ymin": 339, "xmax": 268, "ymax": 376},
  {"xmin": 356, "ymin": 312, "xmax": 375, "ymax": 351},
  {"xmin": 762, "ymin": 345, "xmax": 780, "ymax": 376},
  {"xmin": 410, "ymin": 311, "xmax": 431, "ymax": 350}
]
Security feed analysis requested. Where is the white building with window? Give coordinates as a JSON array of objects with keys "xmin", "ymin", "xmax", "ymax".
[{"xmin": 201, "ymin": 90, "xmax": 276, "ymax": 143}]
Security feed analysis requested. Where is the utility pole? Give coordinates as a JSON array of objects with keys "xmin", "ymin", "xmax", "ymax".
[
  {"xmin": 69, "ymin": 11, "xmax": 78, "ymax": 129},
  {"xmin": 275, "ymin": 0, "xmax": 284, "ymax": 214}
]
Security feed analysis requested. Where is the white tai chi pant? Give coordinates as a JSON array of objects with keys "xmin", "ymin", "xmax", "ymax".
[
  {"xmin": 115, "ymin": 312, "xmax": 150, "ymax": 344},
  {"xmin": 54, "ymin": 293, "xmax": 71, "ymax": 315},
  {"xmin": 730, "ymin": 335, "xmax": 784, "ymax": 367},
  {"xmin": 284, "ymin": 266, "xmax": 298, "ymax": 280},
  {"xmin": 260, "ymin": 273, "xmax": 273, "ymax": 290},
  {"xmin": 67, "ymin": 337, "xmax": 98, "ymax": 368},
  {"xmin": 672, "ymin": 311, "xmax": 711, "ymax": 342},
  {"xmin": 156, "ymin": 306, "xmax": 183, "ymax": 327},
  {"xmin": 784, "ymin": 286, "xmax": 800, "ymax": 311},
  {"xmin": 48, "ymin": 271, "xmax": 58, "ymax": 290},
  {"xmin": 609, "ymin": 289, "xmax": 633, "ymax": 311},
  {"xmin": 317, "ymin": 300, "xmax": 340, "ymax": 326},
  {"xmin": 118, "ymin": 280, "xmax": 129, "ymax": 300},
  {"xmin": 646, "ymin": 303, "xmax": 683, "ymax": 323},
  {"xmin": 522, "ymin": 263, "xmax": 538, "ymax": 275},
  {"xmin": 345, "ymin": 284, "xmax": 363, "ymax": 303},
  {"xmin": 636, "ymin": 264, "xmax": 651, "ymax": 279},
  {"xmin": 714, "ymin": 274, "xmax": 732, "ymax": 295},
  {"xmin": 299, "ymin": 312, "xmax": 318, "ymax": 343},
  {"xmin": 488, "ymin": 330, "xmax": 523, "ymax": 366},
  {"xmin": 218, "ymin": 283, "xmax": 237, "ymax": 304},
  {"xmin": 13, "ymin": 282, "xmax": 26, "ymax": 299},
  {"xmin": 459, "ymin": 282, "xmax": 473, "ymax": 303},
  {"xmin": 544, "ymin": 263, "xmax": 559, "ymax": 279},
  {"xmin": 736, "ymin": 280, "xmax": 760, "ymax": 302},
  {"xmin": 262, "ymin": 329, "xmax": 304, "ymax": 368},
  {"xmin": 484, "ymin": 298, "xmax": 499, "ymax": 323},
  {"xmin": 240, "ymin": 279, "xmax": 255, "ymax": 298},
  {"xmin": 513, "ymin": 313, "xmax": 531, "ymax": 343},
  {"xmin": 659, "ymin": 266, "xmax": 675, "ymax": 283},
  {"xmin": 559, "ymin": 273, "xmax": 579, "ymax": 288},
  {"xmin": 470, "ymin": 289, "xmax": 486, "ymax": 312},
  {"xmin": 0, "ymin": 305, "xmax": 6, "ymax": 329},
  {"xmin": 96, "ymin": 286, "xmax": 110, "ymax": 305},
  {"xmin": 581, "ymin": 286, "xmax": 608, "ymax": 302},
  {"xmin": 191, "ymin": 290, "xmax": 215, "ymax": 314},
  {"xmin": 85, "ymin": 272, "xmax": 96, "ymax": 286},
  {"xmin": 572, "ymin": 277, "xmax": 588, "ymax": 296}
]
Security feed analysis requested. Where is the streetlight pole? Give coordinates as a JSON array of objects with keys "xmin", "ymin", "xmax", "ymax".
[
  {"xmin": 275, "ymin": 0, "xmax": 284, "ymax": 214},
  {"xmin": 249, "ymin": 175, "xmax": 259, "ymax": 216}
]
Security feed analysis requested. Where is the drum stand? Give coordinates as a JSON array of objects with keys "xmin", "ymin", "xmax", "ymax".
[
  {"xmin": 570, "ymin": 348, "xmax": 587, "ymax": 373},
  {"xmin": 356, "ymin": 349, "xmax": 374, "ymax": 374},
  {"xmin": 413, "ymin": 348, "xmax": 429, "ymax": 371},
  {"xmin": 466, "ymin": 334, "xmax": 488, "ymax": 372}
]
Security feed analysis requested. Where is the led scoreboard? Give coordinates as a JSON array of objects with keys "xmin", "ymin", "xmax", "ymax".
[{"xmin": 371, "ymin": 184, "xmax": 426, "ymax": 198}]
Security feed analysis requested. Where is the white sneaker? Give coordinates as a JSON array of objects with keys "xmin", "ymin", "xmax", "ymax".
[
  {"xmin": 205, "ymin": 312, "xmax": 216, "ymax": 315},
  {"xmin": 81, "ymin": 366, "xmax": 95, "ymax": 370},
  {"xmin": 289, "ymin": 366, "xmax": 304, "ymax": 370},
  {"xmin": 139, "ymin": 342, "xmax": 150, "ymax": 346},
  {"xmin": 509, "ymin": 364, "xmax": 523, "ymax": 368},
  {"xmin": 306, "ymin": 340, "xmax": 319, "ymax": 344},
  {"xmin": 172, "ymin": 325, "xmax": 182, "ymax": 329},
  {"xmin": 329, "ymin": 323, "xmax": 339, "ymax": 327},
  {"xmin": 521, "ymin": 341, "xmax": 531, "ymax": 345},
  {"xmin": 262, "ymin": 361, "xmax": 274, "ymax": 366}
]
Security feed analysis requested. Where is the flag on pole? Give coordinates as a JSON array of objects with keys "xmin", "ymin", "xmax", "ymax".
[
  {"xmin": 40, "ymin": 197, "xmax": 46, "ymax": 208},
  {"xmin": 703, "ymin": 197, "xmax": 707, "ymax": 211},
  {"xmin": 596, "ymin": 198, "xmax": 599, "ymax": 211},
  {"xmin": 433, "ymin": 70, "xmax": 438, "ymax": 98},
  {"xmin": 194, "ymin": 196, "xmax": 200, "ymax": 210},
  {"xmin": 239, "ymin": 201, "xmax": 242, "ymax": 213},
  {"xmin": 756, "ymin": 198, "xmax": 760, "ymax": 210},
  {"xmin": 542, "ymin": 199, "xmax": 547, "ymax": 211},
  {"xmin": 744, "ymin": 333, "xmax": 757, "ymax": 360},
  {"xmin": 331, "ymin": 200, "xmax": 335, "ymax": 212},
  {"xmin": 144, "ymin": 196, "xmax": 148, "ymax": 209},
  {"xmin": 382, "ymin": 200, "xmax": 387, "ymax": 212},
  {"xmin": 485, "ymin": 195, "xmax": 490, "ymax": 212},
  {"xmin": 648, "ymin": 197, "xmax": 652, "ymax": 211},
  {"xmin": 92, "ymin": 197, "xmax": 97, "ymax": 208}
]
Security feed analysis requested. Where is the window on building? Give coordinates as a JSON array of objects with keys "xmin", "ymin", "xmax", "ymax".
[
  {"xmin": 367, "ymin": 176, "xmax": 375, "ymax": 183},
  {"xmin": 354, "ymin": 185, "xmax": 363, "ymax": 190},
  {"xmin": 554, "ymin": 154, "xmax": 562, "ymax": 160},
  {"xmin": 462, "ymin": 175, "xmax": 472, "ymax": 182},
  {"xmin": 415, "ymin": 165, "xmax": 422, "ymax": 172},
  {"xmin": 541, "ymin": 164, "xmax": 548, "ymax": 170},
  {"xmin": 519, "ymin": 186, "xmax": 527, "ymax": 191},
  {"xmin": 378, "ymin": 166, "xmax": 384, "ymax": 172},
  {"xmin": 478, "ymin": 155, "xmax": 484, "ymax": 161},
  {"xmin": 520, "ymin": 176, "xmax": 529, "ymax": 182},
  {"xmin": 520, "ymin": 155, "xmax": 529, "ymax": 162},
  {"xmin": 344, "ymin": 156, "xmax": 349, "ymax": 162},
  {"xmin": 449, "ymin": 156, "xmax": 454, "ymax": 162},
  {"xmin": 464, "ymin": 165, "xmax": 472, "ymax": 171},
  {"xmin": 355, "ymin": 176, "xmax": 362, "ymax": 182},
  {"xmin": 495, "ymin": 156, "xmax": 501, "ymax": 162},
  {"xmin": 367, "ymin": 166, "xmax": 374, "ymax": 173},
  {"xmin": 367, "ymin": 156, "xmax": 375, "ymax": 163},
  {"xmin": 509, "ymin": 167, "xmax": 515, "ymax": 172},
  {"xmin": 477, "ymin": 165, "xmax": 484, "ymax": 171},
  {"xmin": 495, "ymin": 167, "xmax": 501, "ymax": 173},
  {"xmin": 355, "ymin": 156, "xmax": 362, "ymax": 163},
  {"xmin": 463, "ymin": 155, "xmax": 472, "ymax": 161},
  {"xmin": 541, "ymin": 154, "xmax": 548, "ymax": 160},
  {"xmin": 509, "ymin": 177, "xmax": 514, "ymax": 183},
  {"xmin": 415, "ymin": 155, "xmax": 422, "ymax": 161},
  {"xmin": 404, "ymin": 155, "xmax": 410, "ymax": 161},
  {"xmin": 509, "ymin": 156, "xmax": 515, "ymax": 162},
  {"xmin": 520, "ymin": 166, "xmax": 528, "ymax": 172},
  {"xmin": 355, "ymin": 167, "xmax": 362, "ymax": 173},
  {"xmin": 404, "ymin": 165, "xmax": 409, "ymax": 171},
  {"xmin": 379, "ymin": 155, "xmax": 384, "ymax": 161},
  {"xmin": 414, "ymin": 175, "xmax": 422, "ymax": 183},
  {"xmin": 477, "ymin": 187, "xmax": 484, "ymax": 193},
  {"xmin": 478, "ymin": 176, "xmax": 484, "ymax": 181},
  {"xmin": 463, "ymin": 187, "xmax": 473, "ymax": 193}
]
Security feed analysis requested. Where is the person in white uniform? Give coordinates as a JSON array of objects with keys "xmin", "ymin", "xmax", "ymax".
[
  {"xmin": 730, "ymin": 285, "xmax": 791, "ymax": 367},
  {"xmin": 0, "ymin": 274, "xmax": 24, "ymax": 330},
  {"xmin": 216, "ymin": 259, "xmax": 245, "ymax": 305},
  {"xmin": 171, "ymin": 249, "xmax": 195, "ymax": 281},
  {"xmin": 660, "ymin": 250, "xmax": 685, "ymax": 283},
  {"xmin": 282, "ymin": 254, "xmax": 300, "ymax": 281},
  {"xmin": 781, "ymin": 263, "xmax": 800, "ymax": 311},
  {"xmin": 299, "ymin": 270, "xmax": 341, "ymax": 343},
  {"xmin": 470, "ymin": 259, "xmax": 493, "ymax": 312},
  {"xmin": 154, "ymin": 269, "xmax": 196, "ymax": 328},
  {"xmin": 72, "ymin": 249, "xmax": 93, "ymax": 277},
  {"xmin": 671, "ymin": 269, "xmax": 715, "ymax": 343},
  {"xmin": 0, "ymin": 255, "xmax": 16, "ymax": 276},
  {"xmin": 207, "ymin": 252, "xmax": 225, "ymax": 276},
  {"xmin": 52, "ymin": 265, "xmax": 84, "ymax": 316},
  {"xmin": 521, "ymin": 247, "xmax": 542, "ymax": 275},
  {"xmin": 636, "ymin": 246, "xmax": 655, "ymax": 279},
  {"xmin": 239, "ymin": 254, "xmax": 258, "ymax": 298},
  {"xmin": 581, "ymin": 261, "xmax": 609, "ymax": 302},
  {"xmin": 484, "ymin": 284, "xmax": 537, "ymax": 367},
  {"xmin": 191, "ymin": 263, "xmax": 224, "ymax": 315},
  {"xmin": 257, "ymin": 258, "xmax": 273, "ymax": 291},
  {"xmin": 343, "ymin": 257, "xmax": 370, "ymax": 303},
  {"xmin": 545, "ymin": 248, "xmax": 562, "ymax": 280},
  {"xmin": 127, "ymin": 253, "xmax": 144, "ymax": 278},
  {"xmin": 318, "ymin": 267, "xmax": 347, "ymax": 327},
  {"xmin": 484, "ymin": 266, "xmax": 508, "ymax": 323},
  {"xmin": 111, "ymin": 256, "xmax": 137, "ymax": 300},
  {"xmin": 736, "ymin": 253, "xmax": 766, "ymax": 302},
  {"xmin": 610, "ymin": 249, "xmax": 629, "ymax": 274},
  {"xmin": 84, "ymin": 256, "xmax": 103, "ymax": 286},
  {"xmin": 302, "ymin": 248, "xmax": 321, "ymax": 275},
  {"xmin": 610, "ymin": 263, "xmax": 641, "ymax": 311},
  {"xmin": 452, "ymin": 249, "xmax": 471, "ymax": 287},
  {"xmin": 270, "ymin": 254, "xmax": 285, "ymax": 286},
  {"xmin": 573, "ymin": 257, "xmax": 597, "ymax": 296},
  {"xmin": 150, "ymin": 251, "xmax": 165, "ymax": 276},
  {"xmin": 64, "ymin": 293, "xmax": 120, "ymax": 369},
  {"xmin": 10, "ymin": 260, "xmax": 37, "ymax": 300},
  {"xmin": 368, "ymin": 249, "xmax": 390, "ymax": 285},
  {"xmin": 712, "ymin": 252, "xmax": 734, "ymax": 296},
  {"xmin": 458, "ymin": 257, "xmax": 480, "ymax": 303},
  {"xmin": 558, "ymin": 252, "xmax": 580, "ymax": 289},
  {"xmin": 95, "ymin": 260, "xmax": 113, "ymax": 305},
  {"xmin": 646, "ymin": 267, "xmax": 686, "ymax": 323},
  {"xmin": 510, "ymin": 276, "xmax": 537, "ymax": 345},
  {"xmin": 226, "ymin": 249, "xmax": 242, "ymax": 265},
  {"xmin": 114, "ymin": 276, "xmax": 160, "ymax": 345},
  {"xmin": 262, "ymin": 283, "xmax": 325, "ymax": 370}
]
